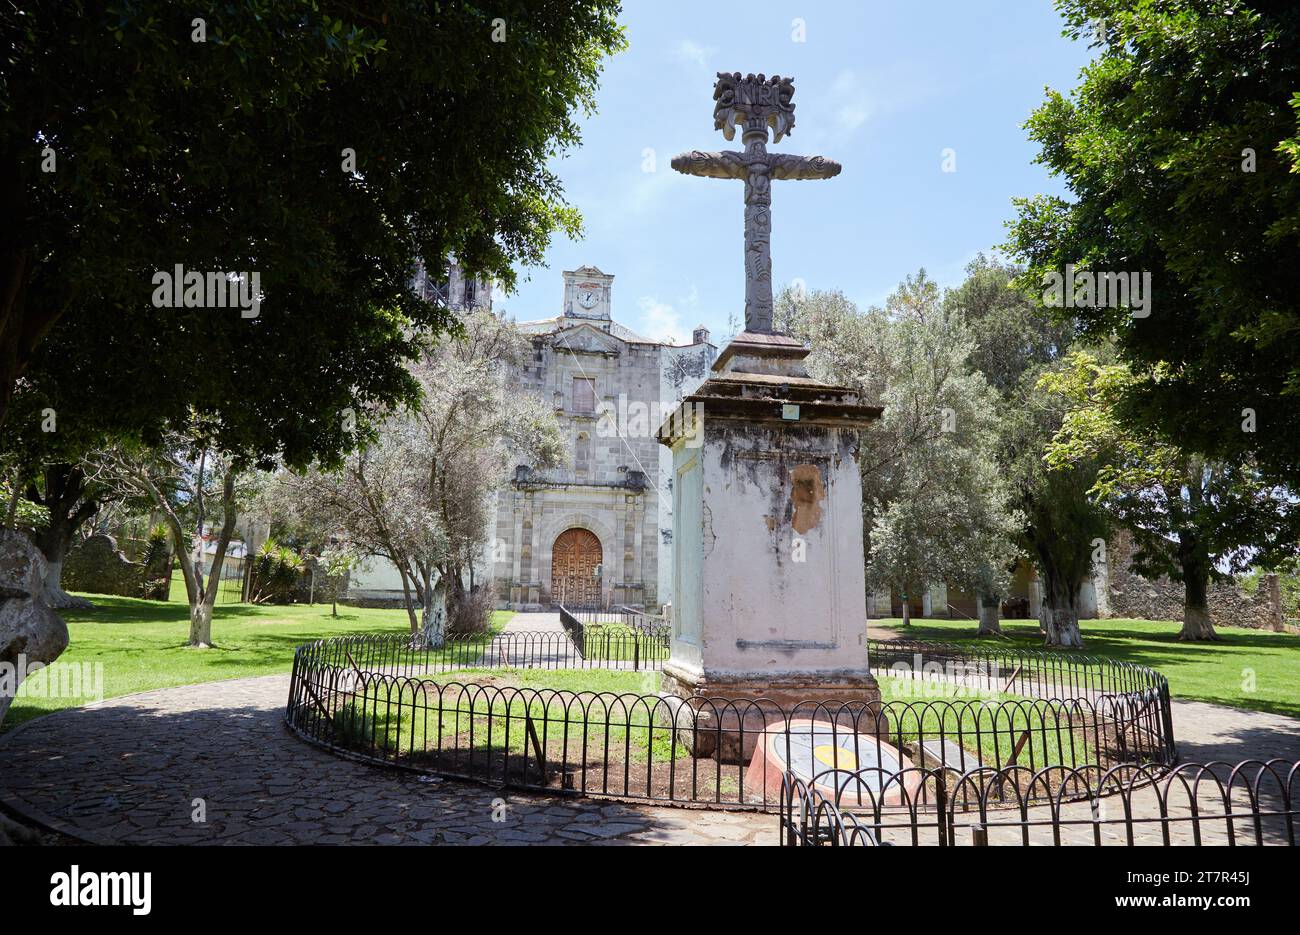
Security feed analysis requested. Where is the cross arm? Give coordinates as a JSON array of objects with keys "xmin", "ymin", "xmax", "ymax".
[
  {"xmin": 768, "ymin": 153, "xmax": 842, "ymax": 181},
  {"xmin": 670, "ymin": 150, "xmax": 747, "ymax": 180}
]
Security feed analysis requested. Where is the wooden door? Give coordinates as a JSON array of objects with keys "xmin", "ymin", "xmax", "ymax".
[{"xmin": 551, "ymin": 528, "xmax": 602, "ymax": 607}]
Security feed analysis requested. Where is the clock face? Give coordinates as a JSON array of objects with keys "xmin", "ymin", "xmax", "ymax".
[{"xmin": 577, "ymin": 288, "xmax": 599, "ymax": 310}]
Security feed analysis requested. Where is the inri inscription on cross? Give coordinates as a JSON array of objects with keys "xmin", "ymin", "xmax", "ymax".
[{"xmin": 671, "ymin": 73, "xmax": 841, "ymax": 334}]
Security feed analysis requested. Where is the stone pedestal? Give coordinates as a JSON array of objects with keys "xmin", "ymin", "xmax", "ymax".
[{"xmin": 657, "ymin": 331, "xmax": 882, "ymax": 758}]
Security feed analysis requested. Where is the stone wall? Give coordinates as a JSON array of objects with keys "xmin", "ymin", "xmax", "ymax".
[
  {"xmin": 63, "ymin": 535, "xmax": 151, "ymax": 598},
  {"xmin": 1105, "ymin": 531, "xmax": 1283, "ymax": 631}
]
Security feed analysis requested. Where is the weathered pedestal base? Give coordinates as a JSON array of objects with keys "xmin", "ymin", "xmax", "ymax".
[{"xmin": 658, "ymin": 665, "xmax": 883, "ymax": 764}]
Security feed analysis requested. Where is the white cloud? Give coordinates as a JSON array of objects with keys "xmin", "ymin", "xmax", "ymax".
[
  {"xmin": 830, "ymin": 70, "xmax": 872, "ymax": 132},
  {"xmin": 637, "ymin": 295, "xmax": 689, "ymax": 346},
  {"xmin": 672, "ymin": 39, "xmax": 716, "ymax": 70}
]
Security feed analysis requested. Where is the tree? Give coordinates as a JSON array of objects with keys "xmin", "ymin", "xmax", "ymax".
[
  {"xmin": 1009, "ymin": 401, "xmax": 1109, "ymax": 648},
  {"xmin": 1040, "ymin": 351, "xmax": 1298, "ymax": 640},
  {"xmin": 101, "ymin": 437, "xmax": 246, "ymax": 647},
  {"xmin": 0, "ymin": 1, "xmax": 624, "ymax": 428},
  {"xmin": 776, "ymin": 274, "xmax": 1020, "ymax": 628},
  {"xmin": 269, "ymin": 310, "xmax": 563, "ymax": 645},
  {"xmin": 0, "ymin": 2, "xmax": 622, "ymax": 703},
  {"xmin": 317, "ymin": 544, "xmax": 361, "ymax": 618},
  {"xmin": 1006, "ymin": 1, "xmax": 1300, "ymax": 482},
  {"xmin": 946, "ymin": 255, "xmax": 1105, "ymax": 647}
]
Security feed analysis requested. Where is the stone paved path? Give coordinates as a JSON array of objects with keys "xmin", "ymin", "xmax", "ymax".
[
  {"xmin": 502, "ymin": 611, "xmax": 565, "ymax": 635},
  {"xmin": 489, "ymin": 610, "xmax": 576, "ymax": 668},
  {"xmin": 1, "ymin": 676, "xmax": 1296, "ymax": 846},
  {"xmin": 0, "ymin": 675, "xmax": 774, "ymax": 846}
]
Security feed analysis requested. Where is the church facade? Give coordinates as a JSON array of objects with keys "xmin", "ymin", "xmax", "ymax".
[
  {"xmin": 492, "ymin": 266, "xmax": 714, "ymax": 610},
  {"xmin": 344, "ymin": 262, "xmax": 715, "ymax": 612}
]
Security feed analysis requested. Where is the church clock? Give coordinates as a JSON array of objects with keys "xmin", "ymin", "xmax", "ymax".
[{"xmin": 577, "ymin": 288, "xmax": 600, "ymax": 310}]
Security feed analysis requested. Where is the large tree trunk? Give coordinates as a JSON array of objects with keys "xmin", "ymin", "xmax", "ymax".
[
  {"xmin": 1177, "ymin": 547, "xmax": 1219, "ymax": 641},
  {"xmin": 41, "ymin": 558, "xmax": 92, "ymax": 610},
  {"xmin": 190, "ymin": 601, "xmax": 214, "ymax": 647},
  {"xmin": 188, "ymin": 468, "xmax": 238, "ymax": 648},
  {"xmin": 27, "ymin": 464, "xmax": 100, "ymax": 610},
  {"xmin": 420, "ymin": 574, "xmax": 447, "ymax": 649},
  {"xmin": 1039, "ymin": 570, "xmax": 1084, "ymax": 648},
  {"xmin": 976, "ymin": 594, "xmax": 1003, "ymax": 636}
]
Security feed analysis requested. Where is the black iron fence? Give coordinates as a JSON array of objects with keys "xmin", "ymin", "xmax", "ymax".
[
  {"xmin": 285, "ymin": 632, "xmax": 1176, "ymax": 810},
  {"xmin": 871, "ymin": 639, "xmax": 1172, "ymax": 705},
  {"xmin": 780, "ymin": 760, "xmax": 1300, "ymax": 846},
  {"xmin": 558, "ymin": 604, "xmax": 669, "ymax": 666}
]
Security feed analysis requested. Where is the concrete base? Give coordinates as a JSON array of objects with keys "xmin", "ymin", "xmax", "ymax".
[{"xmin": 658, "ymin": 666, "xmax": 883, "ymax": 764}]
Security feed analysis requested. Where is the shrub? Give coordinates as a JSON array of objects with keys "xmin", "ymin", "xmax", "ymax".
[
  {"xmin": 140, "ymin": 523, "xmax": 172, "ymax": 601},
  {"xmin": 248, "ymin": 539, "xmax": 305, "ymax": 604},
  {"xmin": 447, "ymin": 585, "xmax": 495, "ymax": 637}
]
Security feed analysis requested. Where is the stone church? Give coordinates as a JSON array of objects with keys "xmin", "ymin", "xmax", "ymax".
[
  {"xmin": 346, "ymin": 262, "xmax": 715, "ymax": 611},
  {"xmin": 493, "ymin": 265, "xmax": 715, "ymax": 610}
]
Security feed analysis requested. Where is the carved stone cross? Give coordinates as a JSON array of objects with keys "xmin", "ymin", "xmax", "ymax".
[{"xmin": 671, "ymin": 73, "xmax": 841, "ymax": 334}]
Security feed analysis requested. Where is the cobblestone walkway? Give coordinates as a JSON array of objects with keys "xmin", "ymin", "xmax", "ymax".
[
  {"xmin": 0, "ymin": 675, "xmax": 774, "ymax": 846},
  {"xmin": 1, "ymin": 675, "xmax": 1296, "ymax": 846}
]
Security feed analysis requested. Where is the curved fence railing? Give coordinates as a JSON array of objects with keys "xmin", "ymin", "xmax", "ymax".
[
  {"xmin": 285, "ymin": 631, "xmax": 1176, "ymax": 810},
  {"xmin": 780, "ymin": 760, "xmax": 1300, "ymax": 846},
  {"xmin": 295, "ymin": 628, "xmax": 669, "ymax": 673},
  {"xmin": 558, "ymin": 605, "xmax": 670, "ymax": 663}
]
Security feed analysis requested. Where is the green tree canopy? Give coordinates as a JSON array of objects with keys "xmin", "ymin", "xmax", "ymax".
[
  {"xmin": 1, "ymin": 1, "xmax": 625, "ymax": 463},
  {"xmin": 777, "ymin": 274, "xmax": 1021, "ymax": 628},
  {"xmin": 1006, "ymin": 0, "xmax": 1300, "ymax": 482},
  {"xmin": 1040, "ymin": 350, "xmax": 1298, "ymax": 640},
  {"xmin": 946, "ymin": 255, "xmax": 1107, "ymax": 646}
]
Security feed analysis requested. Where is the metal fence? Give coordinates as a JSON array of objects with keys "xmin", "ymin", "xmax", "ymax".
[
  {"xmin": 558, "ymin": 604, "xmax": 669, "ymax": 666},
  {"xmin": 285, "ymin": 632, "xmax": 1176, "ymax": 810},
  {"xmin": 780, "ymin": 760, "xmax": 1300, "ymax": 846}
]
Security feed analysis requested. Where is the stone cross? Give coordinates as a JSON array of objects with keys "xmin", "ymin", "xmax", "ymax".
[{"xmin": 671, "ymin": 73, "xmax": 841, "ymax": 334}]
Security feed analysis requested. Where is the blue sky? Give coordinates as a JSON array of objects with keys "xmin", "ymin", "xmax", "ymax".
[{"xmin": 497, "ymin": 0, "xmax": 1094, "ymax": 345}]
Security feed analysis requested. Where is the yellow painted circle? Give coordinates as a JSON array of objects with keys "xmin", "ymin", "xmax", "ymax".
[{"xmin": 813, "ymin": 744, "xmax": 856, "ymax": 770}]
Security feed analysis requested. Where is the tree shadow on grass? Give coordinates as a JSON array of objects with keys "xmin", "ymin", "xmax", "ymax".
[
  {"xmin": 63, "ymin": 593, "xmax": 389, "ymax": 627},
  {"xmin": 874, "ymin": 618, "xmax": 1300, "ymax": 718}
]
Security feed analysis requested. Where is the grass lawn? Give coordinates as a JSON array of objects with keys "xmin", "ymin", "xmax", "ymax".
[
  {"xmin": 574, "ymin": 622, "xmax": 669, "ymax": 664},
  {"xmin": 320, "ymin": 667, "xmax": 1098, "ymax": 807},
  {"xmin": 872, "ymin": 616, "xmax": 1300, "ymax": 720},
  {"xmin": 3, "ymin": 593, "xmax": 513, "ymax": 733}
]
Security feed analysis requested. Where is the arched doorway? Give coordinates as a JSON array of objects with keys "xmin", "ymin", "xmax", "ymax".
[{"xmin": 551, "ymin": 528, "xmax": 602, "ymax": 608}]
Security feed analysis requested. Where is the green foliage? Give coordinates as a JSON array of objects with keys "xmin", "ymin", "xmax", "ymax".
[
  {"xmin": 1240, "ymin": 561, "xmax": 1300, "ymax": 623},
  {"xmin": 1039, "ymin": 351, "xmax": 1297, "ymax": 590},
  {"xmin": 2, "ymin": 1, "xmax": 626, "ymax": 471},
  {"xmin": 944, "ymin": 253, "xmax": 1072, "ymax": 396},
  {"xmin": 0, "ymin": 481, "xmax": 50, "ymax": 529},
  {"xmin": 946, "ymin": 256, "xmax": 1107, "ymax": 644},
  {"xmin": 248, "ymin": 539, "xmax": 305, "ymax": 604},
  {"xmin": 776, "ymin": 273, "xmax": 1021, "ymax": 603},
  {"xmin": 143, "ymin": 522, "xmax": 170, "ymax": 554},
  {"xmin": 1006, "ymin": 1, "xmax": 1300, "ymax": 482}
]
